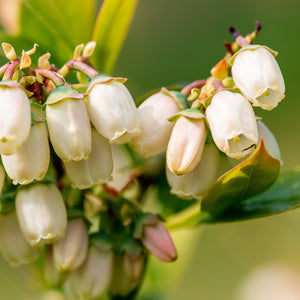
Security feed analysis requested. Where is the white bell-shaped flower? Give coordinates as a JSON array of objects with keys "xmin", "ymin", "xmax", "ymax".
[
  {"xmin": 231, "ymin": 45, "xmax": 285, "ymax": 110},
  {"xmin": 0, "ymin": 211, "xmax": 39, "ymax": 267},
  {"xmin": 0, "ymin": 164, "xmax": 5, "ymax": 194},
  {"xmin": 166, "ymin": 109, "xmax": 207, "ymax": 175},
  {"xmin": 64, "ymin": 128, "xmax": 113, "ymax": 189},
  {"xmin": 46, "ymin": 86, "xmax": 91, "ymax": 162},
  {"xmin": 53, "ymin": 218, "xmax": 88, "ymax": 272},
  {"xmin": 16, "ymin": 183, "xmax": 67, "ymax": 247},
  {"xmin": 0, "ymin": 81, "xmax": 31, "ymax": 155},
  {"xmin": 2, "ymin": 105, "xmax": 50, "ymax": 184},
  {"xmin": 85, "ymin": 76, "xmax": 140, "ymax": 144},
  {"xmin": 107, "ymin": 144, "xmax": 135, "ymax": 192},
  {"xmin": 257, "ymin": 121, "xmax": 281, "ymax": 162},
  {"xmin": 166, "ymin": 143, "xmax": 220, "ymax": 200},
  {"xmin": 206, "ymin": 91, "xmax": 258, "ymax": 159},
  {"xmin": 132, "ymin": 89, "xmax": 185, "ymax": 158},
  {"xmin": 64, "ymin": 246, "xmax": 113, "ymax": 300}
]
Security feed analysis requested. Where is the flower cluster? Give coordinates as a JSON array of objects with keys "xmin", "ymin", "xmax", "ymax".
[
  {"xmin": 0, "ymin": 23, "xmax": 285, "ymax": 300},
  {"xmin": 0, "ymin": 42, "xmax": 178, "ymax": 300},
  {"xmin": 132, "ymin": 43, "xmax": 284, "ymax": 200}
]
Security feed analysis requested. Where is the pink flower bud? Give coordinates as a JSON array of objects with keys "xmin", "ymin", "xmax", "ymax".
[
  {"xmin": 167, "ymin": 110, "xmax": 207, "ymax": 175},
  {"xmin": 142, "ymin": 219, "xmax": 177, "ymax": 262}
]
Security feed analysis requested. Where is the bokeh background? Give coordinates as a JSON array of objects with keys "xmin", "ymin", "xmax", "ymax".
[{"xmin": 0, "ymin": 0, "xmax": 300, "ymax": 299}]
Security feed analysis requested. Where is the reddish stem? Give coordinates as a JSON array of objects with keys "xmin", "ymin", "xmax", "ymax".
[
  {"xmin": 67, "ymin": 60, "xmax": 99, "ymax": 78},
  {"xmin": 35, "ymin": 68, "xmax": 65, "ymax": 86},
  {"xmin": 181, "ymin": 79, "xmax": 206, "ymax": 96},
  {"xmin": 2, "ymin": 60, "xmax": 20, "ymax": 80}
]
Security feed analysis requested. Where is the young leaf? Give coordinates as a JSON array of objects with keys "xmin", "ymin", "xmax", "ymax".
[
  {"xmin": 92, "ymin": 0, "xmax": 139, "ymax": 73},
  {"xmin": 201, "ymin": 168, "xmax": 300, "ymax": 223},
  {"xmin": 201, "ymin": 139, "xmax": 281, "ymax": 217}
]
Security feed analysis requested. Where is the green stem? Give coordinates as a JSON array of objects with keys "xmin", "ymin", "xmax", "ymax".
[{"xmin": 165, "ymin": 203, "xmax": 208, "ymax": 230}]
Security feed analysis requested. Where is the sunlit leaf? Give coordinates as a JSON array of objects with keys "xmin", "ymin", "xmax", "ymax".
[
  {"xmin": 1, "ymin": 0, "xmax": 95, "ymax": 66},
  {"xmin": 92, "ymin": 0, "xmax": 139, "ymax": 73},
  {"xmin": 201, "ymin": 167, "xmax": 300, "ymax": 223},
  {"xmin": 201, "ymin": 139, "xmax": 281, "ymax": 217}
]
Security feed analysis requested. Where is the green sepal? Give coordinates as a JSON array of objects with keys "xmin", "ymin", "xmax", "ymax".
[
  {"xmin": 168, "ymin": 108, "xmax": 205, "ymax": 123},
  {"xmin": 160, "ymin": 87, "xmax": 188, "ymax": 110},
  {"xmin": 46, "ymin": 86, "xmax": 83, "ymax": 105},
  {"xmin": 229, "ymin": 45, "xmax": 278, "ymax": 66},
  {"xmin": 67, "ymin": 208, "xmax": 91, "ymax": 227},
  {"xmin": 90, "ymin": 232, "xmax": 113, "ymax": 252},
  {"xmin": 86, "ymin": 74, "xmax": 127, "ymax": 94},
  {"xmin": 0, "ymin": 191, "xmax": 16, "ymax": 215},
  {"xmin": 0, "ymin": 80, "xmax": 33, "ymax": 97},
  {"xmin": 201, "ymin": 138, "xmax": 281, "ymax": 217},
  {"xmin": 133, "ymin": 213, "xmax": 158, "ymax": 239},
  {"xmin": 119, "ymin": 236, "xmax": 143, "ymax": 258}
]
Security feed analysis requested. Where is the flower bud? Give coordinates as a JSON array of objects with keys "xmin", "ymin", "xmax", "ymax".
[
  {"xmin": 64, "ymin": 246, "xmax": 113, "ymax": 300},
  {"xmin": 110, "ymin": 252, "xmax": 145, "ymax": 297},
  {"xmin": 231, "ymin": 45, "xmax": 285, "ymax": 110},
  {"xmin": 166, "ymin": 143, "xmax": 220, "ymax": 200},
  {"xmin": 167, "ymin": 109, "xmax": 207, "ymax": 175},
  {"xmin": 0, "ymin": 81, "xmax": 31, "ymax": 155},
  {"xmin": 257, "ymin": 121, "xmax": 281, "ymax": 162},
  {"xmin": 85, "ymin": 76, "xmax": 140, "ymax": 144},
  {"xmin": 0, "ymin": 211, "xmax": 39, "ymax": 267},
  {"xmin": 206, "ymin": 91, "xmax": 258, "ymax": 159},
  {"xmin": 44, "ymin": 247, "xmax": 66, "ymax": 287},
  {"xmin": 46, "ymin": 86, "xmax": 91, "ymax": 162},
  {"xmin": 53, "ymin": 218, "xmax": 88, "ymax": 272},
  {"xmin": 137, "ymin": 215, "xmax": 177, "ymax": 262},
  {"xmin": 1, "ymin": 110, "xmax": 50, "ymax": 184},
  {"xmin": 16, "ymin": 183, "xmax": 67, "ymax": 246},
  {"xmin": 132, "ymin": 89, "xmax": 185, "ymax": 158},
  {"xmin": 64, "ymin": 128, "xmax": 113, "ymax": 189}
]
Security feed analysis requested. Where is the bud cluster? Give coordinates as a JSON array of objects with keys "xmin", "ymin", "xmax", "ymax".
[{"xmin": 0, "ymin": 23, "xmax": 285, "ymax": 299}]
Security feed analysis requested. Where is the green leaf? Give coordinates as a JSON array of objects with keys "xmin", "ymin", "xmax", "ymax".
[
  {"xmin": 92, "ymin": 0, "xmax": 139, "ymax": 73},
  {"xmin": 2, "ymin": 0, "xmax": 95, "ymax": 66},
  {"xmin": 201, "ymin": 139, "xmax": 281, "ymax": 217},
  {"xmin": 202, "ymin": 167, "xmax": 300, "ymax": 223}
]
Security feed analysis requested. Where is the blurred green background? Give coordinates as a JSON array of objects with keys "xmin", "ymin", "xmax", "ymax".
[{"xmin": 0, "ymin": 0, "xmax": 300, "ymax": 299}]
